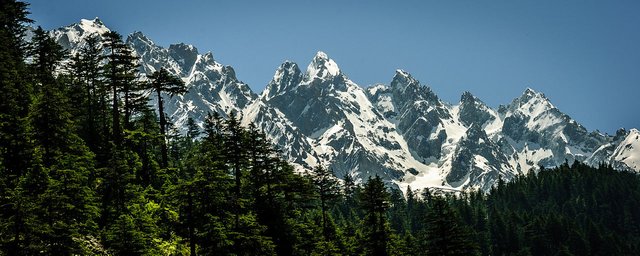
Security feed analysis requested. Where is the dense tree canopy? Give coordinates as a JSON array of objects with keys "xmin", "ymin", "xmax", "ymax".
[{"xmin": 1, "ymin": 1, "xmax": 640, "ymax": 255}]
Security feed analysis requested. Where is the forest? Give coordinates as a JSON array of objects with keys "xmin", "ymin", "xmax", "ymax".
[{"xmin": 1, "ymin": 1, "xmax": 640, "ymax": 255}]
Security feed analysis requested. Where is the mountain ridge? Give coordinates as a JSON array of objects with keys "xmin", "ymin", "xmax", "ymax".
[{"xmin": 46, "ymin": 18, "xmax": 640, "ymax": 192}]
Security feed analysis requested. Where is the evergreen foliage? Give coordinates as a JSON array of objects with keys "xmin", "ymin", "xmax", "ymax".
[{"xmin": 1, "ymin": 2, "xmax": 640, "ymax": 255}]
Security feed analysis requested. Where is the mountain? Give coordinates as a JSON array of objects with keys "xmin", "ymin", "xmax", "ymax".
[
  {"xmin": 50, "ymin": 18, "xmax": 256, "ymax": 132},
  {"xmin": 47, "ymin": 18, "xmax": 640, "ymax": 192}
]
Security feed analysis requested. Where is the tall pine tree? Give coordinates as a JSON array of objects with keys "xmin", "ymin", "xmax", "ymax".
[
  {"xmin": 146, "ymin": 68, "xmax": 186, "ymax": 168},
  {"xmin": 360, "ymin": 175, "xmax": 391, "ymax": 256}
]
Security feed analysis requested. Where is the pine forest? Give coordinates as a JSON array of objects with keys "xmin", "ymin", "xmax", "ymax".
[{"xmin": 1, "ymin": 1, "xmax": 640, "ymax": 255}]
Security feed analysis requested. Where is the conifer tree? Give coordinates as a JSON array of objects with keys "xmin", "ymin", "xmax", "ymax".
[
  {"xmin": 28, "ymin": 26, "xmax": 99, "ymax": 254},
  {"xmin": 68, "ymin": 34, "xmax": 107, "ymax": 159},
  {"xmin": 360, "ymin": 175, "xmax": 391, "ymax": 256},
  {"xmin": 309, "ymin": 165, "xmax": 341, "ymax": 241},
  {"xmin": 129, "ymin": 108, "xmax": 161, "ymax": 187},
  {"xmin": 423, "ymin": 197, "xmax": 479, "ymax": 256},
  {"xmin": 103, "ymin": 31, "xmax": 143, "ymax": 144},
  {"xmin": 146, "ymin": 68, "xmax": 186, "ymax": 168},
  {"xmin": 222, "ymin": 112, "xmax": 247, "ymax": 231},
  {"xmin": 0, "ymin": 1, "xmax": 38, "ymax": 254}
]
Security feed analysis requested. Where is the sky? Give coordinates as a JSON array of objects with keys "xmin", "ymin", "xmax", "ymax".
[{"xmin": 28, "ymin": 0, "xmax": 639, "ymax": 134}]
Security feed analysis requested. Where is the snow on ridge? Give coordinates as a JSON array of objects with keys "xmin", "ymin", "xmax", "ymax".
[
  {"xmin": 613, "ymin": 129, "xmax": 640, "ymax": 170},
  {"xmin": 306, "ymin": 51, "xmax": 341, "ymax": 80},
  {"xmin": 48, "ymin": 19, "xmax": 639, "ymax": 194},
  {"xmin": 78, "ymin": 17, "xmax": 109, "ymax": 35}
]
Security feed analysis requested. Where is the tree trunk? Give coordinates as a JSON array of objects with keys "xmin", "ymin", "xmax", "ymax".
[
  {"xmin": 157, "ymin": 90, "xmax": 168, "ymax": 168},
  {"xmin": 112, "ymin": 80, "xmax": 120, "ymax": 146},
  {"xmin": 188, "ymin": 190, "xmax": 196, "ymax": 256}
]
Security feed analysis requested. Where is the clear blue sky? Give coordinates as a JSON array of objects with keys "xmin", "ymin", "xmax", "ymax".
[{"xmin": 28, "ymin": 0, "xmax": 639, "ymax": 134}]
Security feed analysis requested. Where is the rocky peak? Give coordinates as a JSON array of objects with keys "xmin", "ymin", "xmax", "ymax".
[
  {"xmin": 517, "ymin": 88, "xmax": 551, "ymax": 107},
  {"xmin": 76, "ymin": 17, "xmax": 109, "ymax": 35},
  {"xmin": 127, "ymin": 31, "xmax": 155, "ymax": 48},
  {"xmin": 169, "ymin": 43, "xmax": 198, "ymax": 57},
  {"xmin": 305, "ymin": 51, "xmax": 341, "ymax": 81},
  {"xmin": 51, "ymin": 17, "xmax": 110, "ymax": 50},
  {"xmin": 222, "ymin": 65, "xmax": 237, "ymax": 80},
  {"xmin": 168, "ymin": 43, "xmax": 199, "ymax": 74},
  {"xmin": 200, "ymin": 52, "xmax": 216, "ymax": 64},
  {"xmin": 390, "ymin": 69, "xmax": 419, "ymax": 89},
  {"xmin": 262, "ymin": 61, "xmax": 303, "ymax": 101},
  {"xmin": 460, "ymin": 91, "xmax": 475, "ymax": 104},
  {"xmin": 614, "ymin": 128, "xmax": 628, "ymax": 141},
  {"xmin": 390, "ymin": 69, "xmax": 438, "ymax": 105},
  {"xmin": 459, "ymin": 91, "xmax": 495, "ymax": 128}
]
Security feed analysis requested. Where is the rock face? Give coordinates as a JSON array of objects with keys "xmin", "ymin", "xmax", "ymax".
[
  {"xmin": 47, "ymin": 18, "xmax": 640, "ymax": 192},
  {"xmin": 50, "ymin": 18, "xmax": 257, "ymax": 132}
]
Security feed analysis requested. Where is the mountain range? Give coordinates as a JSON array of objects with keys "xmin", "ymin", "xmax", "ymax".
[{"xmin": 46, "ymin": 18, "xmax": 640, "ymax": 192}]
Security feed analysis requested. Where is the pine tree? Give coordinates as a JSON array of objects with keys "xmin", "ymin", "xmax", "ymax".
[
  {"xmin": 28, "ymin": 26, "xmax": 99, "ymax": 254},
  {"xmin": 221, "ymin": 112, "xmax": 247, "ymax": 233},
  {"xmin": 28, "ymin": 27, "xmax": 67, "ymax": 166},
  {"xmin": 359, "ymin": 175, "xmax": 391, "ymax": 256},
  {"xmin": 0, "ymin": 2, "xmax": 39, "ymax": 254},
  {"xmin": 186, "ymin": 117, "xmax": 200, "ymax": 141},
  {"xmin": 128, "ymin": 108, "xmax": 161, "ymax": 187},
  {"xmin": 423, "ymin": 197, "xmax": 479, "ymax": 256},
  {"xmin": 388, "ymin": 188, "xmax": 408, "ymax": 235},
  {"xmin": 67, "ymin": 34, "xmax": 107, "ymax": 160},
  {"xmin": 103, "ymin": 31, "xmax": 143, "ymax": 145},
  {"xmin": 309, "ymin": 165, "xmax": 341, "ymax": 242},
  {"xmin": 146, "ymin": 68, "xmax": 186, "ymax": 168}
]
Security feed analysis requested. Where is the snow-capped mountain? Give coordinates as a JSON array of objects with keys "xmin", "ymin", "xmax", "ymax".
[
  {"xmin": 50, "ymin": 18, "xmax": 256, "ymax": 131},
  {"xmin": 47, "ymin": 18, "xmax": 640, "ymax": 192}
]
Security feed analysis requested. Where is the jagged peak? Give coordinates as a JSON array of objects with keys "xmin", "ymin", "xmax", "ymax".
[
  {"xmin": 79, "ymin": 17, "xmax": 104, "ymax": 26},
  {"xmin": 511, "ymin": 87, "xmax": 554, "ymax": 110},
  {"xmin": 305, "ymin": 51, "xmax": 341, "ymax": 80},
  {"xmin": 277, "ymin": 60, "xmax": 300, "ymax": 72},
  {"xmin": 395, "ymin": 69, "xmax": 411, "ymax": 78},
  {"xmin": 273, "ymin": 60, "xmax": 302, "ymax": 82},
  {"xmin": 169, "ymin": 42, "xmax": 198, "ymax": 53},
  {"xmin": 128, "ymin": 31, "xmax": 153, "ymax": 43},
  {"xmin": 262, "ymin": 60, "xmax": 303, "ymax": 100},
  {"xmin": 200, "ymin": 51, "xmax": 216, "ymax": 62},
  {"xmin": 169, "ymin": 43, "xmax": 199, "ymax": 62},
  {"xmin": 222, "ymin": 65, "xmax": 236, "ymax": 77},
  {"xmin": 460, "ymin": 91, "xmax": 490, "ymax": 108},
  {"xmin": 614, "ymin": 128, "xmax": 628, "ymax": 141},
  {"xmin": 388, "ymin": 69, "xmax": 441, "ymax": 105},
  {"xmin": 460, "ymin": 91, "xmax": 475, "ymax": 102},
  {"xmin": 71, "ymin": 17, "xmax": 110, "ymax": 35},
  {"xmin": 521, "ymin": 87, "xmax": 547, "ymax": 100},
  {"xmin": 391, "ymin": 69, "xmax": 421, "ymax": 90}
]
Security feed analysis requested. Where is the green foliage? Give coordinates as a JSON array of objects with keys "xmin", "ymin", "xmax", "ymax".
[
  {"xmin": 309, "ymin": 165, "xmax": 341, "ymax": 241},
  {"xmin": 2, "ymin": 3, "xmax": 640, "ymax": 255},
  {"xmin": 146, "ymin": 68, "xmax": 186, "ymax": 168},
  {"xmin": 423, "ymin": 196, "xmax": 479, "ymax": 256},
  {"xmin": 360, "ymin": 175, "xmax": 391, "ymax": 256}
]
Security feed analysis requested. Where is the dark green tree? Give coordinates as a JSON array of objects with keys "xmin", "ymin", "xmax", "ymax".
[
  {"xmin": 0, "ymin": 2, "xmax": 38, "ymax": 254},
  {"xmin": 146, "ymin": 68, "xmax": 186, "ymax": 168},
  {"xmin": 309, "ymin": 165, "xmax": 341, "ymax": 242},
  {"xmin": 0, "ymin": 0, "xmax": 34, "ymax": 220},
  {"xmin": 423, "ymin": 197, "xmax": 479, "ymax": 256},
  {"xmin": 67, "ymin": 34, "xmax": 107, "ymax": 160},
  {"xmin": 28, "ymin": 26, "xmax": 99, "ymax": 255},
  {"xmin": 360, "ymin": 175, "xmax": 391, "ymax": 256},
  {"xmin": 103, "ymin": 31, "xmax": 144, "ymax": 145}
]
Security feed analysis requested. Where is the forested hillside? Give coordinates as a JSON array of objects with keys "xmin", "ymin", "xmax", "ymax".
[{"xmin": 1, "ymin": 1, "xmax": 639, "ymax": 255}]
